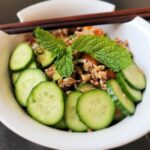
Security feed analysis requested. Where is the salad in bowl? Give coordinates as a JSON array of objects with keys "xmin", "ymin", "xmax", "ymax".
[
  {"xmin": 9, "ymin": 26, "xmax": 146, "ymax": 132},
  {"xmin": 0, "ymin": 0, "xmax": 149, "ymax": 150}
]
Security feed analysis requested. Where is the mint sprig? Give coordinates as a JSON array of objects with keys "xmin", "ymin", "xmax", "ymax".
[
  {"xmin": 55, "ymin": 47, "xmax": 73, "ymax": 77},
  {"xmin": 72, "ymin": 35, "xmax": 133, "ymax": 72},
  {"xmin": 35, "ymin": 27, "xmax": 67, "ymax": 57},
  {"xmin": 34, "ymin": 28, "xmax": 73, "ymax": 77},
  {"xmin": 35, "ymin": 28, "xmax": 133, "ymax": 77}
]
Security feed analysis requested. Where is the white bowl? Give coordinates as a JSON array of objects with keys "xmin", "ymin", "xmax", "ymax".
[
  {"xmin": 0, "ymin": 1, "xmax": 150, "ymax": 150},
  {"xmin": 17, "ymin": 0, "xmax": 115, "ymax": 22}
]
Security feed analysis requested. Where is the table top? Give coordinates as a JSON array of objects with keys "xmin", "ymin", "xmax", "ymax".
[{"xmin": 0, "ymin": 0, "xmax": 150, "ymax": 150}]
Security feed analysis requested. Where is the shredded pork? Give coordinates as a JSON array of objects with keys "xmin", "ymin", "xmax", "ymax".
[
  {"xmin": 45, "ymin": 65, "xmax": 56, "ymax": 80},
  {"xmin": 58, "ymin": 77, "xmax": 76, "ymax": 88}
]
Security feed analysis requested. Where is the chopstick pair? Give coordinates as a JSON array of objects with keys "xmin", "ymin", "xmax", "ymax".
[{"xmin": 1, "ymin": 7, "xmax": 150, "ymax": 34}]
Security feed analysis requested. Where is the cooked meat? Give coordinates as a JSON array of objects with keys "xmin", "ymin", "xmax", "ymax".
[
  {"xmin": 58, "ymin": 77, "xmax": 76, "ymax": 88},
  {"xmin": 51, "ymin": 29, "xmax": 69, "ymax": 40},
  {"xmin": 81, "ymin": 74, "xmax": 91, "ymax": 83},
  {"xmin": 90, "ymin": 78, "xmax": 99, "ymax": 87},
  {"xmin": 99, "ymin": 79, "xmax": 107, "ymax": 90},
  {"xmin": 68, "ymin": 27, "xmax": 82, "ymax": 34},
  {"xmin": 44, "ymin": 65, "xmax": 55, "ymax": 79},
  {"xmin": 74, "ymin": 58, "xmax": 107, "ymax": 89},
  {"xmin": 64, "ymin": 37, "xmax": 73, "ymax": 45},
  {"xmin": 76, "ymin": 59, "xmax": 86, "ymax": 64},
  {"xmin": 74, "ymin": 26, "xmax": 105, "ymax": 37},
  {"xmin": 83, "ymin": 61, "xmax": 93, "ymax": 72},
  {"xmin": 115, "ymin": 37, "xmax": 129, "ymax": 48},
  {"xmin": 91, "ymin": 65, "xmax": 106, "ymax": 78},
  {"xmin": 74, "ymin": 66, "xmax": 83, "ymax": 76}
]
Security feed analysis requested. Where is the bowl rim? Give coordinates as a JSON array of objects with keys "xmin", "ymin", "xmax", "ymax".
[
  {"xmin": 17, "ymin": 0, "xmax": 115, "ymax": 22},
  {"xmin": 0, "ymin": 0, "xmax": 150, "ymax": 150},
  {"xmin": 0, "ymin": 16, "xmax": 150, "ymax": 150}
]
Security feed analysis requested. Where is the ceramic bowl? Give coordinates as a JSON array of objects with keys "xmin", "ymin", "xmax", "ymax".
[{"xmin": 0, "ymin": 0, "xmax": 150, "ymax": 150}]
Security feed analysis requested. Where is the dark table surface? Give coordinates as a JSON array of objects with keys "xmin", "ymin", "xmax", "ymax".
[{"xmin": 0, "ymin": 0, "xmax": 150, "ymax": 150}]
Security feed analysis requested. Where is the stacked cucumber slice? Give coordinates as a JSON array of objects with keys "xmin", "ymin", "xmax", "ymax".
[
  {"xmin": 9, "ymin": 43, "xmax": 33, "ymax": 71},
  {"xmin": 121, "ymin": 63, "xmax": 146, "ymax": 90},
  {"xmin": 65, "ymin": 89, "xmax": 115, "ymax": 131},
  {"xmin": 36, "ymin": 49, "xmax": 54, "ymax": 68},
  {"xmin": 27, "ymin": 82, "xmax": 64, "ymax": 125},
  {"xmin": 11, "ymin": 61, "xmax": 38, "ymax": 85},
  {"xmin": 9, "ymin": 43, "xmax": 64, "ymax": 126},
  {"xmin": 107, "ymin": 63, "xmax": 146, "ymax": 117},
  {"xmin": 9, "ymin": 43, "xmax": 146, "ymax": 131},
  {"xmin": 65, "ymin": 92, "xmax": 88, "ymax": 132},
  {"xmin": 15, "ymin": 69, "xmax": 47, "ymax": 106},
  {"xmin": 77, "ymin": 90, "xmax": 115, "ymax": 130},
  {"xmin": 116, "ymin": 73, "xmax": 142, "ymax": 102},
  {"xmin": 107, "ymin": 79, "xmax": 135, "ymax": 116}
]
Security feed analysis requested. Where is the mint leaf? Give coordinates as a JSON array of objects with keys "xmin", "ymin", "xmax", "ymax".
[
  {"xmin": 34, "ymin": 27, "xmax": 66, "ymax": 57},
  {"xmin": 34, "ymin": 28, "xmax": 74, "ymax": 77},
  {"xmin": 72, "ymin": 35, "xmax": 133, "ymax": 72},
  {"xmin": 55, "ymin": 46, "xmax": 73, "ymax": 77}
]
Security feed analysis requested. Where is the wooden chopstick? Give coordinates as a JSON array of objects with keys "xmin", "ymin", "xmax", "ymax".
[{"xmin": 1, "ymin": 7, "xmax": 150, "ymax": 34}]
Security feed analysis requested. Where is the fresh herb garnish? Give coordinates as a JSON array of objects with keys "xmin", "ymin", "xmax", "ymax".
[
  {"xmin": 34, "ymin": 27, "xmax": 67, "ymax": 57},
  {"xmin": 34, "ymin": 28, "xmax": 73, "ymax": 77},
  {"xmin": 35, "ymin": 28, "xmax": 133, "ymax": 77},
  {"xmin": 55, "ymin": 46, "xmax": 73, "ymax": 77},
  {"xmin": 72, "ymin": 35, "xmax": 133, "ymax": 72}
]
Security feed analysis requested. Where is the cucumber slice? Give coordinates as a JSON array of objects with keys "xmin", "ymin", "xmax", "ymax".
[
  {"xmin": 121, "ymin": 63, "xmax": 146, "ymax": 90},
  {"xmin": 107, "ymin": 79, "xmax": 135, "ymax": 116},
  {"xmin": 53, "ymin": 119, "xmax": 67, "ymax": 130},
  {"xmin": 77, "ymin": 90, "xmax": 115, "ymax": 130},
  {"xmin": 65, "ymin": 91, "xmax": 88, "ymax": 132},
  {"xmin": 12, "ymin": 72, "xmax": 20, "ymax": 85},
  {"xmin": 28, "ymin": 61, "xmax": 38, "ymax": 69},
  {"xmin": 11, "ymin": 61, "xmax": 38, "ymax": 85},
  {"xmin": 77, "ymin": 83, "xmax": 95, "ymax": 92},
  {"xmin": 117, "ymin": 73, "xmax": 142, "ymax": 102},
  {"xmin": 15, "ymin": 69, "xmax": 47, "ymax": 106},
  {"xmin": 27, "ymin": 81, "xmax": 64, "ymax": 125},
  {"xmin": 9, "ymin": 43, "xmax": 33, "ymax": 71},
  {"xmin": 37, "ymin": 50, "xmax": 54, "ymax": 68}
]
